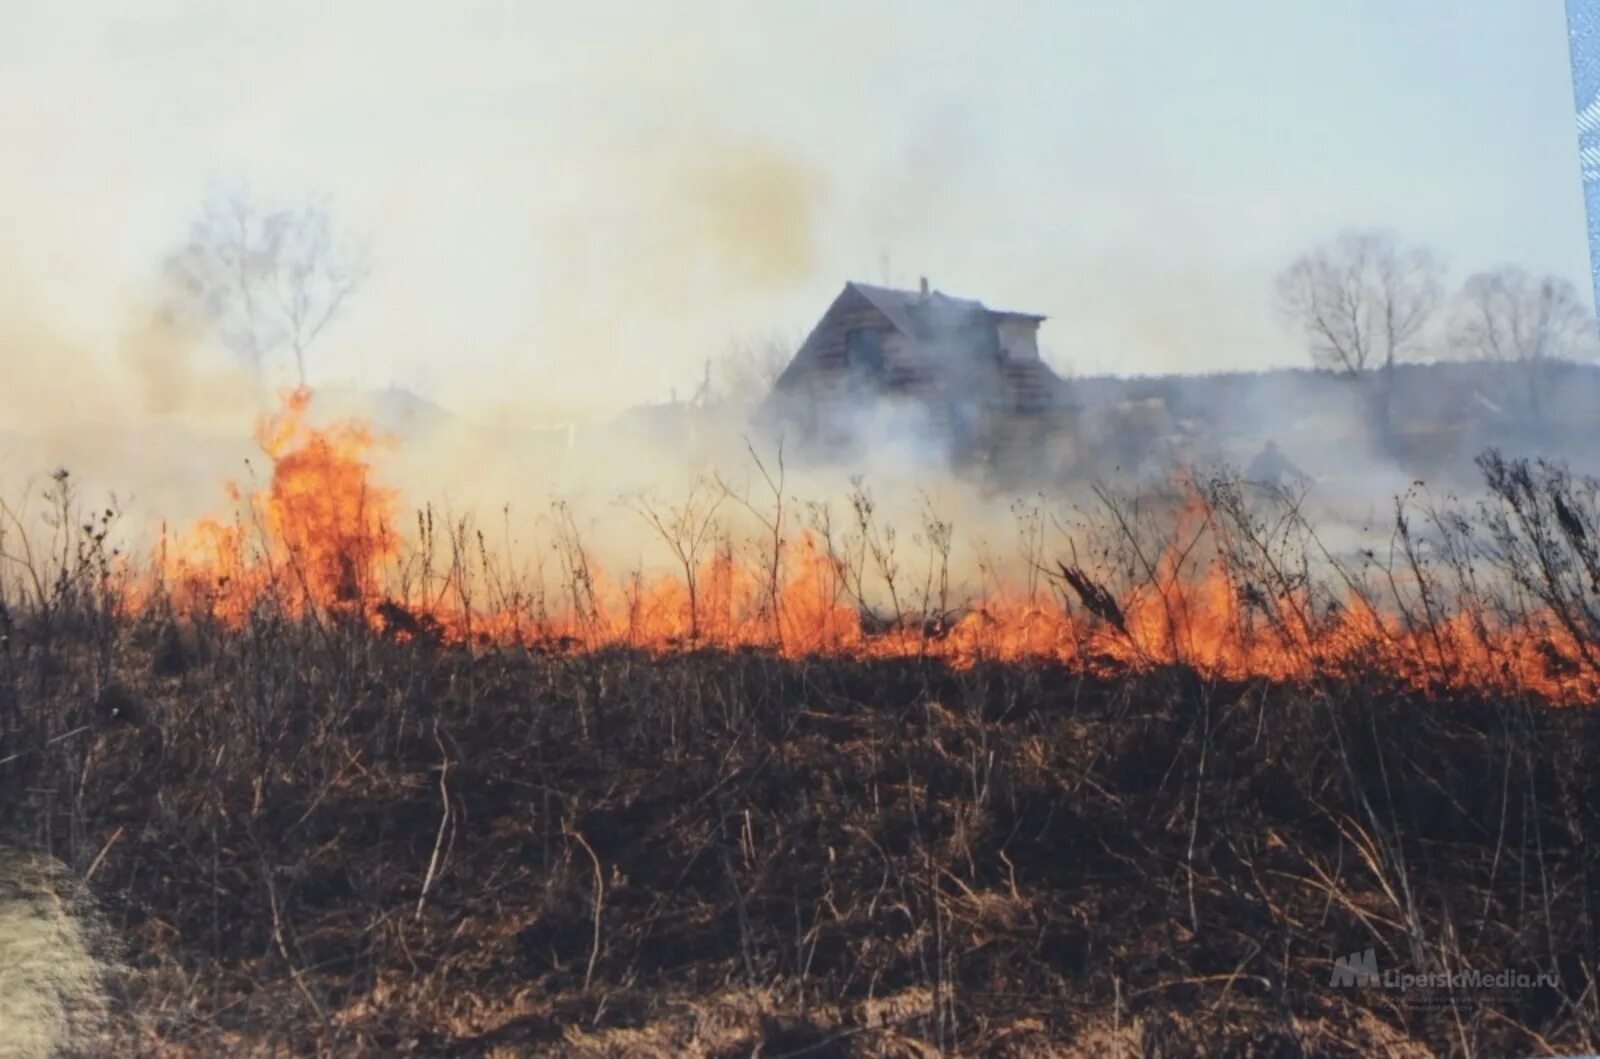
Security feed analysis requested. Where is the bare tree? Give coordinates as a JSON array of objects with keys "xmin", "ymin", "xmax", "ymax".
[
  {"xmin": 1275, "ymin": 230, "xmax": 1443, "ymax": 376},
  {"xmin": 166, "ymin": 193, "xmax": 367, "ymax": 388},
  {"xmin": 1275, "ymin": 230, "xmax": 1442, "ymax": 442},
  {"xmin": 1445, "ymin": 267, "xmax": 1598, "ymax": 417}
]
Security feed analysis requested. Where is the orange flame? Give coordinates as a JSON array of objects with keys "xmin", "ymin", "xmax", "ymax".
[
  {"xmin": 136, "ymin": 390, "xmax": 1600, "ymax": 706},
  {"xmin": 151, "ymin": 388, "xmax": 396, "ymax": 623}
]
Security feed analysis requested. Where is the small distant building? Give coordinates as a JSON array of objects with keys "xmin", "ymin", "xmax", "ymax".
[
  {"xmin": 613, "ymin": 364, "xmax": 716, "ymax": 453},
  {"xmin": 763, "ymin": 280, "xmax": 1078, "ymax": 477}
]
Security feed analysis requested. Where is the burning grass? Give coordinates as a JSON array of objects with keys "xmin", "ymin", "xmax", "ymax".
[
  {"xmin": 118, "ymin": 389, "xmax": 1600, "ymax": 706},
  {"xmin": 2, "ymin": 389, "xmax": 1600, "ymax": 1054}
]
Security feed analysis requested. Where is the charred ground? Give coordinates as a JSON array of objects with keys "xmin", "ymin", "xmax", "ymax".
[{"xmin": 2, "ymin": 610, "xmax": 1598, "ymax": 1056}]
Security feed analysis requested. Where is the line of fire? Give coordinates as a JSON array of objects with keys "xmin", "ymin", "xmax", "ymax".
[
  {"xmin": 103, "ymin": 272, "xmax": 1600, "ymax": 707},
  {"xmin": 5, "ymin": 8, "xmax": 1600, "ymax": 1052}
]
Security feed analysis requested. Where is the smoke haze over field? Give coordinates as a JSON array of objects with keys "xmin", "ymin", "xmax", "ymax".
[
  {"xmin": 0, "ymin": 1, "xmax": 1590, "ymax": 421},
  {"xmin": 0, "ymin": 0, "xmax": 1596, "ymax": 586}
]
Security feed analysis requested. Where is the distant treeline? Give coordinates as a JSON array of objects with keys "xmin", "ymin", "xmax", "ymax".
[{"xmin": 1068, "ymin": 359, "xmax": 1600, "ymax": 483}]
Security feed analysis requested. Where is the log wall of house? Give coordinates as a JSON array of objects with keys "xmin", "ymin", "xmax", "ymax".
[
  {"xmin": 780, "ymin": 292, "xmax": 921, "ymax": 393},
  {"xmin": 769, "ymin": 284, "xmax": 1081, "ymax": 476},
  {"xmin": 779, "ymin": 289, "xmax": 884, "ymax": 385}
]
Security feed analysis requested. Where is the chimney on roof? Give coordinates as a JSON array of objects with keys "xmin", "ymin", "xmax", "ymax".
[{"xmin": 919, "ymin": 276, "xmax": 929, "ymax": 297}]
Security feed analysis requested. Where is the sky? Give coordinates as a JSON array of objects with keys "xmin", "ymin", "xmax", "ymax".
[{"xmin": 0, "ymin": 0, "xmax": 1590, "ymax": 424}]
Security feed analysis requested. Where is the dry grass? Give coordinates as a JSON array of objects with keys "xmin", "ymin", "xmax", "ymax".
[
  {"xmin": 0, "ymin": 455, "xmax": 1598, "ymax": 1055},
  {"xmin": 0, "ymin": 640, "xmax": 1596, "ymax": 1055}
]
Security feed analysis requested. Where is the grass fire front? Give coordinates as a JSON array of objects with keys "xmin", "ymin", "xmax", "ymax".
[{"xmin": 2, "ymin": 616, "xmax": 1597, "ymax": 1056}]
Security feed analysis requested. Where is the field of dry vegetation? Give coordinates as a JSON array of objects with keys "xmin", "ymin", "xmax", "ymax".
[{"xmin": 4, "ymin": 414, "xmax": 1600, "ymax": 1055}]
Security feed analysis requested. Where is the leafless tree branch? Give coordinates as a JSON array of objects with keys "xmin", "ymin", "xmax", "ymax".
[{"xmin": 166, "ymin": 192, "xmax": 368, "ymax": 388}]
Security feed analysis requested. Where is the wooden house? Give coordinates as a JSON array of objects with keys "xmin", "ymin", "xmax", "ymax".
[{"xmin": 764, "ymin": 280, "xmax": 1078, "ymax": 477}]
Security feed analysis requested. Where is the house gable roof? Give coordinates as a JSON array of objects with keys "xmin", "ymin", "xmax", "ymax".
[
  {"xmin": 771, "ymin": 281, "xmax": 1058, "ymax": 395},
  {"xmin": 846, "ymin": 282, "xmax": 1046, "ymax": 338}
]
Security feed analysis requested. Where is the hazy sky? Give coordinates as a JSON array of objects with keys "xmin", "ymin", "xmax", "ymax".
[{"xmin": 0, "ymin": 0, "xmax": 1588, "ymax": 421}]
